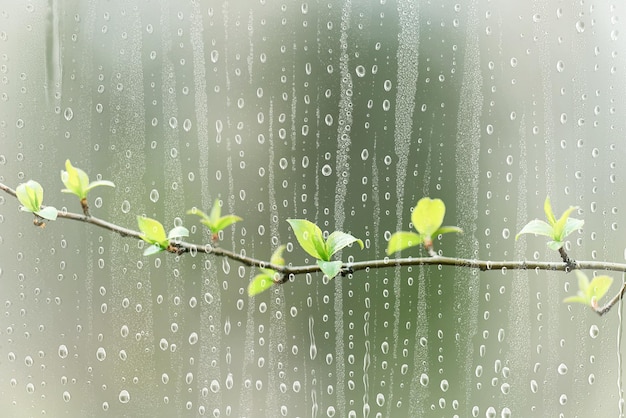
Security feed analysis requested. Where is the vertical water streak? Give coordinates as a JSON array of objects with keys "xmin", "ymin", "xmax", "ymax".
[
  {"xmin": 392, "ymin": 0, "xmax": 421, "ymax": 412},
  {"xmin": 45, "ymin": 0, "xmax": 62, "ymax": 104},
  {"xmin": 453, "ymin": 0, "xmax": 482, "ymax": 408},
  {"xmin": 331, "ymin": 1, "xmax": 354, "ymax": 413}
]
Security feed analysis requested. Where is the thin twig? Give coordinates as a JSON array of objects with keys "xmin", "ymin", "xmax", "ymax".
[{"xmin": 594, "ymin": 282, "xmax": 626, "ymax": 316}]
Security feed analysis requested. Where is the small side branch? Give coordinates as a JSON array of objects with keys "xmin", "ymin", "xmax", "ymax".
[{"xmin": 594, "ymin": 282, "xmax": 626, "ymax": 316}]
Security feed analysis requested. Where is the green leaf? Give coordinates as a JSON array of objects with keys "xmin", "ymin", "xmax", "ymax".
[
  {"xmin": 553, "ymin": 206, "xmax": 578, "ymax": 241},
  {"xmin": 325, "ymin": 231, "xmax": 364, "ymax": 258},
  {"xmin": 61, "ymin": 160, "xmax": 115, "ymax": 199},
  {"xmin": 317, "ymin": 260, "xmax": 343, "ymax": 279},
  {"xmin": 544, "ymin": 196, "xmax": 556, "ymax": 226},
  {"xmin": 61, "ymin": 159, "xmax": 90, "ymax": 199},
  {"xmin": 564, "ymin": 271, "xmax": 613, "ymax": 306},
  {"xmin": 435, "ymin": 226, "xmax": 463, "ymax": 236},
  {"xmin": 411, "ymin": 197, "xmax": 446, "ymax": 238},
  {"xmin": 187, "ymin": 200, "xmax": 242, "ymax": 236},
  {"xmin": 84, "ymin": 179, "xmax": 116, "ymax": 193},
  {"xmin": 247, "ymin": 246, "xmax": 287, "ymax": 297},
  {"xmin": 35, "ymin": 206, "xmax": 58, "ymax": 221},
  {"xmin": 270, "ymin": 245, "xmax": 287, "ymax": 266},
  {"xmin": 517, "ymin": 196, "xmax": 584, "ymax": 249},
  {"xmin": 167, "ymin": 226, "xmax": 190, "ymax": 240},
  {"xmin": 386, "ymin": 231, "xmax": 423, "ymax": 255},
  {"xmin": 287, "ymin": 219, "xmax": 327, "ymax": 260},
  {"xmin": 546, "ymin": 240, "xmax": 564, "ymax": 251},
  {"xmin": 515, "ymin": 219, "xmax": 553, "ymax": 240},
  {"xmin": 563, "ymin": 294, "xmax": 589, "ymax": 304},
  {"xmin": 560, "ymin": 217, "xmax": 584, "ymax": 241},
  {"xmin": 143, "ymin": 244, "xmax": 164, "ymax": 256},
  {"xmin": 248, "ymin": 274, "xmax": 276, "ymax": 296},
  {"xmin": 586, "ymin": 275, "xmax": 613, "ymax": 303},
  {"xmin": 16, "ymin": 180, "xmax": 44, "ymax": 213},
  {"xmin": 209, "ymin": 198, "xmax": 222, "ymax": 223},
  {"xmin": 213, "ymin": 214, "xmax": 243, "ymax": 232},
  {"xmin": 137, "ymin": 216, "xmax": 168, "ymax": 248}
]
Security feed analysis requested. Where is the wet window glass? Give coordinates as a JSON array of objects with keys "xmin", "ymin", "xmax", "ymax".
[{"xmin": 1, "ymin": 1, "xmax": 624, "ymax": 416}]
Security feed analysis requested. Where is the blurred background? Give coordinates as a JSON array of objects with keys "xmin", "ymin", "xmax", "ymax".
[{"xmin": 1, "ymin": 1, "xmax": 625, "ymax": 417}]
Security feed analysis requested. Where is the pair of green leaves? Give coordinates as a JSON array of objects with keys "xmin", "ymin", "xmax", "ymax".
[
  {"xmin": 16, "ymin": 180, "xmax": 58, "ymax": 222},
  {"xmin": 137, "ymin": 216, "xmax": 189, "ymax": 255},
  {"xmin": 61, "ymin": 159, "xmax": 115, "ymax": 201},
  {"xmin": 563, "ymin": 271, "xmax": 612, "ymax": 307},
  {"xmin": 287, "ymin": 219, "xmax": 364, "ymax": 279},
  {"xmin": 139, "ymin": 199, "xmax": 242, "ymax": 256},
  {"xmin": 187, "ymin": 199, "xmax": 242, "ymax": 240},
  {"xmin": 386, "ymin": 197, "xmax": 462, "ymax": 255},
  {"xmin": 247, "ymin": 245, "xmax": 287, "ymax": 296},
  {"xmin": 516, "ymin": 196, "xmax": 584, "ymax": 251}
]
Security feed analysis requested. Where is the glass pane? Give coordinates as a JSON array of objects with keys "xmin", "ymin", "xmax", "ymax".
[{"xmin": 0, "ymin": 1, "xmax": 623, "ymax": 416}]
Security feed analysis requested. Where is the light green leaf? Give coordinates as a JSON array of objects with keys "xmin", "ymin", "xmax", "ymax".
[
  {"xmin": 586, "ymin": 275, "xmax": 613, "ymax": 303},
  {"xmin": 248, "ymin": 245, "xmax": 287, "ymax": 296},
  {"xmin": 61, "ymin": 160, "xmax": 115, "ymax": 200},
  {"xmin": 287, "ymin": 219, "xmax": 327, "ymax": 260},
  {"xmin": 553, "ymin": 206, "xmax": 578, "ymax": 241},
  {"xmin": 561, "ymin": 217, "xmax": 584, "ymax": 241},
  {"xmin": 386, "ymin": 231, "xmax": 423, "ymax": 255},
  {"xmin": 248, "ymin": 273, "xmax": 276, "ymax": 296},
  {"xmin": 317, "ymin": 260, "xmax": 343, "ymax": 279},
  {"xmin": 143, "ymin": 244, "xmax": 164, "ymax": 256},
  {"xmin": 563, "ymin": 294, "xmax": 589, "ymax": 304},
  {"xmin": 84, "ymin": 179, "xmax": 115, "ymax": 193},
  {"xmin": 270, "ymin": 245, "xmax": 287, "ymax": 266},
  {"xmin": 564, "ymin": 271, "xmax": 613, "ymax": 306},
  {"xmin": 61, "ymin": 159, "xmax": 90, "ymax": 199},
  {"xmin": 187, "ymin": 201, "xmax": 242, "ymax": 236},
  {"xmin": 546, "ymin": 240, "xmax": 564, "ymax": 251},
  {"xmin": 544, "ymin": 196, "xmax": 556, "ymax": 226},
  {"xmin": 213, "ymin": 214, "xmax": 243, "ymax": 232},
  {"xmin": 137, "ymin": 216, "xmax": 168, "ymax": 247},
  {"xmin": 575, "ymin": 269, "xmax": 590, "ymax": 291},
  {"xmin": 435, "ymin": 226, "xmax": 463, "ymax": 236},
  {"xmin": 209, "ymin": 198, "xmax": 221, "ymax": 223},
  {"xmin": 411, "ymin": 197, "xmax": 446, "ymax": 238},
  {"xmin": 35, "ymin": 206, "xmax": 58, "ymax": 221},
  {"xmin": 326, "ymin": 231, "xmax": 363, "ymax": 258},
  {"xmin": 515, "ymin": 219, "xmax": 554, "ymax": 240},
  {"xmin": 167, "ymin": 226, "xmax": 189, "ymax": 240},
  {"xmin": 16, "ymin": 180, "xmax": 44, "ymax": 212}
]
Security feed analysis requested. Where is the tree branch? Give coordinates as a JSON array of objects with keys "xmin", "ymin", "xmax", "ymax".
[{"xmin": 2, "ymin": 181, "xmax": 625, "ymax": 313}]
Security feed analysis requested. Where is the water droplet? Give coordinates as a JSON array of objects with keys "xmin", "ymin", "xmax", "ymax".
[
  {"xmin": 118, "ymin": 390, "xmax": 130, "ymax": 403},
  {"xmin": 149, "ymin": 189, "xmax": 159, "ymax": 203},
  {"xmin": 96, "ymin": 347, "xmax": 106, "ymax": 361},
  {"xmin": 64, "ymin": 107, "xmax": 74, "ymax": 121},
  {"xmin": 58, "ymin": 345, "xmax": 68, "ymax": 359},
  {"xmin": 321, "ymin": 164, "xmax": 332, "ymax": 176}
]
